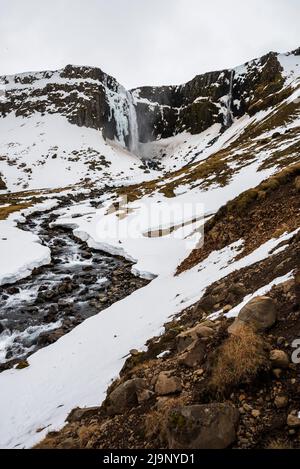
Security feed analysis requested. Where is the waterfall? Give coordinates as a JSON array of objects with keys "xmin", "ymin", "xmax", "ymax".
[
  {"xmin": 126, "ymin": 91, "xmax": 139, "ymax": 154},
  {"xmin": 225, "ymin": 70, "xmax": 234, "ymax": 127}
]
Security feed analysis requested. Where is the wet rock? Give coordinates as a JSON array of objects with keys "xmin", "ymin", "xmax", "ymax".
[
  {"xmin": 270, "ymin": 350, "xmax": 290, "ymax": 369},
  {"xmin": 155, "ymin": 371, "xmax": 182, "ymax": 396},
  {"xmin": 228, "ymin": 296, "xmax": 277, "ymax": 334},
  {"xmin": 105, "ymin": 378, "xmax": 146, "ymax": 416},
  {"xmin": 166, "ymin": 403, "xmax": 239, "ymax": 449},
  {"xmin": 7, "ymin": 286, "xmax": 20, "ymax": 295}
]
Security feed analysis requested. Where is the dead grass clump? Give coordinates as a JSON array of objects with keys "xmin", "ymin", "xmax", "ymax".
[
  {"xmin": 0, "ymin": 202, "xmax": 32, "ymax": 220},
  {"xmin": 145, "ymin": 396, "xmax": 189, "ymax": 442},
  {"xmin": 266, "ymin": 438, "xmax": 293, "ymax": 450},
  {"xmin": 209, "ymin": 326, "xmax": 269, "ymax": 395}
]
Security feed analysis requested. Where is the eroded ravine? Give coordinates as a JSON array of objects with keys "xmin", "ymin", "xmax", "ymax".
[{"xmin": 0, "ymin": 196, "xmax": 148, "ymax": 371}]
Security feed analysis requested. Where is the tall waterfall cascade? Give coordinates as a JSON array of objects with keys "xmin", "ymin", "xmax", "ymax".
[
  {"xmin": 126, "ymin": 91, "xmax": 139, "ymax": 154},
  {"xmin": 225, "ymin": 70, "xmax": 234, "ymax": 128}
]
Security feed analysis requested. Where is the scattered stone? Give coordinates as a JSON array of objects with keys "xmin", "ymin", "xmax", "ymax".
[
  {"xmin": 272, "ymin": 368, "xmax": 283, "ymax": 379},
  {"xmin": 155, "ymin": 371, "xmax": 182, "ymax": 396},
  {"xmin": 251, "ymin": 409, "xmax": 260, "ymax": 418},
  {"xmin": 274, "ymin": 395, "xmax": 289, "ymax": 409},
  {"xmin": 287, "ymin": 413, "xmax": 300, "ymax": 428},
  {"xmin": 176, "ymin": 324, "xmax": 213, "ymax": 352},
  {"xmin": 166, "ymin": 403, "xmax": 239, "ymax": 449},
  {"xmin": 270, "ymin": 350, "xmax": 290, "ymax": 369}
]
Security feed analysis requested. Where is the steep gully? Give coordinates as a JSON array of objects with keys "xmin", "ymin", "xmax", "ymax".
[{"xmin": 0, "ymin": 194, "xmax": 148, "ymax": 372}]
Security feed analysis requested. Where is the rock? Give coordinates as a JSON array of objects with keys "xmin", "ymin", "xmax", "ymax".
[
  {"xmin": 178, "ymin": 340, "xmax": 206, "ymax": 368},
  {"xmin": 105, "ymin": 378, "xmax": 146, "ymax": 416},
  {"xmin": 129, "ymin": 349, "xmax": 140, "ymax": 356},
  {"xmin": 176, "ymin": 325, "xmax": 213, "ymax": 353},
  {"xmin": 295, "ymin": 176, "xmax": 300, "ymax": 192},
  {"xmin": 223, "ymin": 305, "xmax": 233, "ymax": 314},
  {"xmin": 155, "ymin": 371, "xmax": 182, "ymax": 396},
  {"xmin": 274, "ymin": 395, "xmax": 288, "ymax": 409},
  {"xmin": 66, "ymin": 407, "xmax": 101, "ymax": 423},
  {"xmin": 272, "ymin": 368, "xmax": 283, "ymax": 379},
  {"xmin": 270, "ymin": 350, "xmax": 290, "ymax": 369},
  {"xmin": 251, "ymin": 409, "xmax": 260, "ymax": 418},
  {"xmin": 287, "ymin": 413, "xmax": 300, "ymax": 428},
  {"xmin": 166, "ymin": 403, "xmax": 239, "ymax": 449},
  {"xmin": 0, "ymin": 322, "xmax": 4, "ymax": 334},
  {"xmin": 136, "ymin": 389, "xmax": 155, "ymax": 404},
  {"xmin": 228, "ymin": 296, "xmax": 277, "ymax": 334}
]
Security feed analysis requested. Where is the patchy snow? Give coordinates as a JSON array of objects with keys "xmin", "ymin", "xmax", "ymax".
[
  {"xmin": 0, "ymin": 199, "xmax": 58, "ymax": 286},
  {"xmin": 224, "ymin": 271, "xmax": 295, "ymax": 320},
  {"xmin": 0, "ymin": 215, "xmax": 296, "ymax": 448},
  {"xmin": 0, "ymin": 113, "xmax": 158, "ymax": 193}
]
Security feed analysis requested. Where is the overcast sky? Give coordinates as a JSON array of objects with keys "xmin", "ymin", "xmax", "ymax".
[{"xmin": 0, "ymin": 0, "xmax": 299, "ymax": 89}]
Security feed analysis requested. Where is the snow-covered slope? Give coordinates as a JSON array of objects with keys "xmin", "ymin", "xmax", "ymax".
[{"xmin": 0, "ymin": 48, "xmax": 299, "ymax": 449}]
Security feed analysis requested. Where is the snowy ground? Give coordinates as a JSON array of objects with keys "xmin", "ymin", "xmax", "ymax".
[
  {"xmin": 0, "ymin": 200, "xmax": 58, "ymax": 286},
  {"xmin": 0, "ymin": 218, "xmax": 296, "ymax": 448},
  {"xmin": 0, "ymin": 153, "xmax": 293, "ymax": 448}
]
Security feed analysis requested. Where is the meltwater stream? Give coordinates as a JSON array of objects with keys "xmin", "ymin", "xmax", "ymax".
[{"xmin": 0, "ymin": 204, "xmax": 148, "ymax": 371}]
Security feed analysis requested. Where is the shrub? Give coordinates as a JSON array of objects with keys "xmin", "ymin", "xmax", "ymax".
[{"xmin": 209, "ymin": 326, "xmax": 269, "ymax": 395}]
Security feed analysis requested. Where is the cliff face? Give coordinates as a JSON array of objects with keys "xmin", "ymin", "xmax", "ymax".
[
  {"xmin": 134, "ymin": 49, "xmax": 300, "ymax": 142},
  {"xmin": 0, "ymin": 49, "xmax": 299, "ymax": 150}
]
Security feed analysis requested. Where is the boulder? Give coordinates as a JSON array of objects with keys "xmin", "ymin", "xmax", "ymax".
[
  {"xmin": 178, "ymin": 340, "xmax": 206, "ymax": 368},
  {"xmin": 105, "ymin": 378, "xmax": 146, "ymax": 416},
  {"xmin": 66, "ymin": 407, "xmax": 101, "ymax": 423},
  {"xmin": 166, "ymin": 403, "xmax": 239, "ymax": 449},
  {"xmin": 228, "ymin": 296, "xmax": 277, "ymax": 334},
  {"xmin": 155, "ymin": 371, "xmax": 182, "ymax": 396},
  {"xmin": 270, "ymin": 349, "xmax": 290, "ymax": 369},
  {"xmin": 176, "ymin": 325, "xmax": 214, "ymax": 353}
]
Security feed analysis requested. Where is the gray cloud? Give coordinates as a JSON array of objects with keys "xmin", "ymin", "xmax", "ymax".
[{"xmin": 0, "ymin": 0, "xmax": 299, "ymax": 88}]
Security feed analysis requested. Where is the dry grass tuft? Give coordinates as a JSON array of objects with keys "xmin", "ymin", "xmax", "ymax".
[
  {"xmin": 145, "ymin": 395, "xmax": 189, "ymax": 442},
  {"xmin": 210, "ymin": 326, "xmax": 269, "ymax": 395},
  {"xmin": 266, "ymin": 438, "xmax": 293, "ymax": 450}
]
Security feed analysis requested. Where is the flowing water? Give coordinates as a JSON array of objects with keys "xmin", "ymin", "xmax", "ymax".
[
  {"xmin": 0, "ymin": 199, "xmax": 148, "ymax": 371},
  {"xmin": 225, "ymin": 70, "xmax": 234, "ymax": 127}
]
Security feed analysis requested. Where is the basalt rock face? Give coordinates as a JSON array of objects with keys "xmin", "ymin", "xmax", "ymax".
[
  {"xmin": 0, "ymin": 65, "xmax": 135, "ymax": 150},
  {"xmin": 0, "ymin": 50, "xmax": 297, "ymax": 149},
  {"xmin": 133, "ymin": 51, "xmax": 293, "ymax": 142}
]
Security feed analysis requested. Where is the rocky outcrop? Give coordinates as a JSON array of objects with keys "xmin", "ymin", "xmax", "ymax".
[
  {"xmin": 166, "ymin": 403, "xmax": 239, "ymax": 449},
  {"xmin": 104, "ymin": 378, "xmax": 146, "ymax": 416},
  {"xmin": 0, "ymin": 50, "xmax": 294, "ymax": 150}
]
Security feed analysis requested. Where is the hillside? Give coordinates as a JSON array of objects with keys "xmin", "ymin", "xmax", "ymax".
[{"xmin": 0, "ymin": 47, "xmax": 299, "ymax": 449}]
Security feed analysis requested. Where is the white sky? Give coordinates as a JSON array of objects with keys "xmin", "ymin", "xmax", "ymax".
[{"xmin": 0, "ymin": 0, "xmax": 299, "ymax": 89}]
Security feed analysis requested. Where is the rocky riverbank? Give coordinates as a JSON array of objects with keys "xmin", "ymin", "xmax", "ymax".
[{"xmin": 0, "ymin": 194, "xmax": 149, "ymax": 371}]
